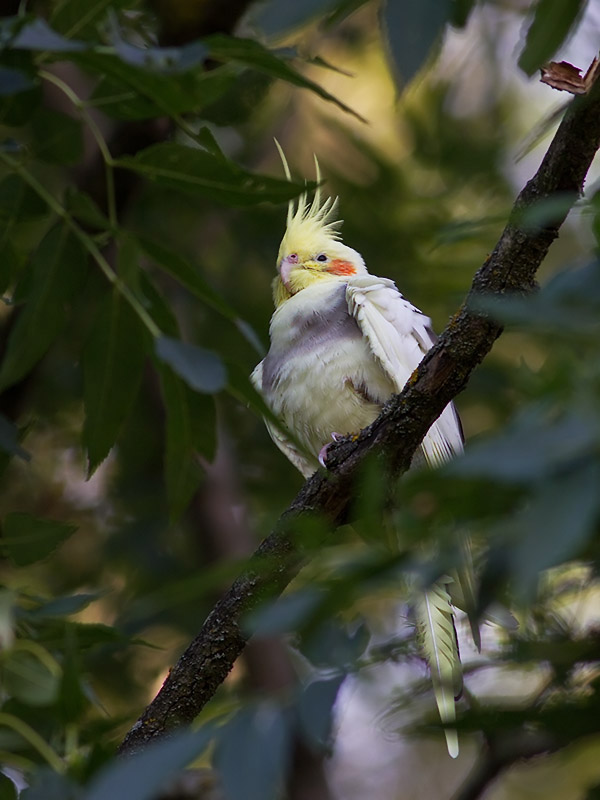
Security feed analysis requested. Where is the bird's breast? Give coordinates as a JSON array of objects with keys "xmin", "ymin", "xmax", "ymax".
[
  {"xmin": 262, "ymin": 284, "xmax": 361, "ymax": 391},
  {"xmin": 258, "ymin": 282, "xmax": 393, "ymax": 457}
]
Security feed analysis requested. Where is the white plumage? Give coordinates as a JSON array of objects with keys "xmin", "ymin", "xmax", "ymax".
[{"xmin": 252, "ymin": 273, "xmax": 463, "ymax": 476}]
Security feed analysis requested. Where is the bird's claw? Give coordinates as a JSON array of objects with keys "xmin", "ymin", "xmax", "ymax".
[
  {"xmin": 318, "ymin": 432, "xmax": 343, "ymax": 468},
  {"xmin": 318, "ymin": 445, "xmax": 329, "ymax": 469}
]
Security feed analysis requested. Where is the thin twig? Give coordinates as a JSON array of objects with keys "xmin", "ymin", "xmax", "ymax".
[
  {"xmin": 39, "ymin": 69, "xmax": 118, "ymax": 229},
  {"xmin": 0, "ymin": 151, "xmax": 161, "ymax": 339}
]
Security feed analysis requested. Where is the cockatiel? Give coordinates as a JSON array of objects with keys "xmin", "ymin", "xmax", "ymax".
[{"xmin": 251, "ymin": 148, "xmax": 467, "ymax": 757}]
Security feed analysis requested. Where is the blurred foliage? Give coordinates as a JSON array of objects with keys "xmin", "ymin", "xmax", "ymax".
[{"xmin": 0, "ymin": 1, "xmax": 598, "ymax": 799}]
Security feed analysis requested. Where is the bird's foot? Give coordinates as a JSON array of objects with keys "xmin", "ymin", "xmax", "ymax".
[{"xmin": 318, "ymin": 433, "xmax": 343, "ymax": 469}]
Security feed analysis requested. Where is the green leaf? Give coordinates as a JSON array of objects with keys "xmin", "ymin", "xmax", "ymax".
[
  {"xmin": 155, "ymin": 336, "xmax": 226, "ymax": 394},
  {"xmin": 0, "ymin": 174, "xmax": 48, "ymax": 221},
  {"xmin": 516, "ymin": 193, "xmax": 579, "ymax": 232},
  {"xmin": 89, "ymin": 59, "xmax": 235, "ymax": 120},
  {"xmin": 0, "ymin": 239, "xmax": 20, "ymax": 296},
  {"xmin": 138, "ymin": 235, "xmax": 234, "ymax": 318},
  {"xmin": 188, "ymin": 390, "xmax": 217, "ymax": 464},
  {"xmin": 297, "ymin": 675, "xmax": 344, "ymax": 749},
  {"xmin": 476, "ymin": 259, "xmax": 600, "ymax": 336},
  {"xmin": 21, "ymin": 769, "xmax": 80, "ymax": 800},
  {"xmin": 251, "ymin": 0, "xmax": 341, "ymax": 36},
  {"xmin": 158, "ymin": 365, "xmax": 216, "ymax": 519},
  {"xmin": 116, "ymin": 142, "xmax": 309, "ymax": 205},
  {"xmin": 215, "ymin": 704, "xmax": 291, "ymax": 800},
  {"xmin": 226, "ymin": 365, "xmax": 290, "ymax": 430},
  {"xmin": 27, "ymin": 592, "xmax": 100, "ymax": 618},
  {"xmin": 299, "ymin": 619, "xmax": 370, "ymax": 669},
  {"xmin": 38, "ymin": 620, "xmax": 129, "ymax": 650},
  {"xmin": 246, "ymin": 588, "xmax": 325, "ymax": 636},
  {"xmin": 0, "ymin": 49, "xmax": 42, "ymax": 126},
  {"xmin": 0, "ymin": 413, "xmax": 30, "ymax": 461},
  {"xmin": 30, "ymin": 107, "xmax": 83, "ymax": 165},
  {"xmin": 0, "ymin": 589, "xmax": 15, "ymax": 649},
  {"xmin": 58, "ymin": 629, "xmax": 88, "ymax": 723},
  {"xmin": 0, "ymin": 65, "xmax": 34, "ymax": 95},
  {"xmin": 194, "ymin": 126, "xmax": 225, "ymax": 157},
  {"xmin": 510, "ymin": 462, "xmax": 600, "ymax": 600},
  {"xmin": 137, "ymin": 235, "xmax": 261, "ymax": 352},
  {"xmin": 83, "ymin": 727, "xmax": 212, "ymax": 800},
  {"xmin": 138, "ymin": 272, "xmax": 180, "ymax": 337},
  {"xmin": 197, "ymin": 68, "xmax": 273, "ymax": 127},
  {"xmin": 0, "ymin": 87, "xmax": 42, "ymax": 126},
  {"xmin": 65, "ymin": 187, "xmax": 110, "ymax": 230},
  {"xmin": 205, "ymin": 34, "xmax": 364, "ymax": 121},
  {"xmin": 592, "ymin": 191, "xmax": 600, "ymax": 248},
  {"xmin": 1, "ymin": 513, "xmax": 77, "ymax": 566},
  {"xmin": 159, "ymin": 368, "xmax": 201, "ymax": 519},
  {"xmin": 450, "ymin": 0, "xmax": 477, "ymax": 28},
  {"xmin": 0, "ymin": 223, "xmax": 88, "ymax": 391},
  {"xmin": 382, "ymin": 0, "xmax": 452, "ymax": 85},
  {"xmin": 518, "ymin": 0, "xmax": 587, "ymax": 76},
  {"xmin": 325, "ymin": 0, "xmax": 372, "ymax": 27},
  {"xmin": 50, "ymin": 0, "xmax": 130, "ymax": 40},
  {"xmin": 83, "ymin": 286, "xmax": 151, "ymax": 474},
  {"xmin": 0, "ymin": 773, "xmax": 18, "ymax": 800},
  {"xmin": 6, "ymin": 16, "xmax": 231, "ymax": 119},
  {"xmin": 11, "ymin": 17, "xmax": 85, "ymax": 52},
  {"xmin": 141, "ymin": 274, "xmax": 216, "ymax": 517},
  {"xmin": 112, "ymin": 33, "xmax": 209, "ymax": 74},
  {"xmin": 1, "ymin": 650, "xmax": 60, "ymax": 706},
  {"xmin": 450, "ymin": 409, "xmax": 596, "ymax": 483}
]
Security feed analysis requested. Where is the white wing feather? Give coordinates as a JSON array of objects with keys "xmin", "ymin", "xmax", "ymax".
[
  {"xmin": 346, "ymin": 275, "xmax": 467, "ymax": 757},
  {"xmin": 346, "ymin": 275, "xmax": 463, "ymax": 466}
]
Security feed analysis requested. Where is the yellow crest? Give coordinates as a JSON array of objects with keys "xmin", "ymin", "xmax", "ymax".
[{"xmin": 274, "ymin": 140, "xmax": 342, "ymax": 258}]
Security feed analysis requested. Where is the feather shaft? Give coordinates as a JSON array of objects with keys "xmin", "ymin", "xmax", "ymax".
[{"xmin": 415, "ymin": 582, "xmax": 461, "ymax": 758}]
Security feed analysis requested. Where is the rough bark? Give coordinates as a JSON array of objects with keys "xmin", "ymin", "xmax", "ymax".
[{"xmin": 119, "ymin": 79, "xmax": 600, "ymax": 755}]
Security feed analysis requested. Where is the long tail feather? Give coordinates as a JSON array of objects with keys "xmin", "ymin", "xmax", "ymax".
[{"xmin": 415, "ymin": 581, "xmax": 462, "ymax": 758}]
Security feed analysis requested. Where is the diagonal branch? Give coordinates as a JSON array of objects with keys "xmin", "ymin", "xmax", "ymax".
[
  {"xmin": 450, "ymin": 730, "xmax": 558, "ymax": 800},
  {"xmin": 119, "ymin": 79, "xmax": 600, "ymax": 756}
]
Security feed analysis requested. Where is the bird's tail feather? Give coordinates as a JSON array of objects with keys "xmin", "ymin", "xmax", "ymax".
[{"xmin": 415, "ymin": 580, "xmax": 462, "ymax": 758}]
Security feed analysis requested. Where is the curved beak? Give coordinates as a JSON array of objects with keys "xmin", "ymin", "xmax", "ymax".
[{"xmin": 279, "ymin": 256, "xmax": 297, "ymax": 290}]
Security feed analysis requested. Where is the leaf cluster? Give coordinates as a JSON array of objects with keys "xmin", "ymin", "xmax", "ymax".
[{"xmin": 0, "ymin": 1, "xmax": 597, "ymax": 800}]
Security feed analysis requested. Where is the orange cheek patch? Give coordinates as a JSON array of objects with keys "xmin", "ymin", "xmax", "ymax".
[{"xmin": 326, "ymin": 259, "xmax": 356, "ymax": 276}]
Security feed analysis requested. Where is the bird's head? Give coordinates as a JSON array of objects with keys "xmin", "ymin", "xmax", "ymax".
[{"xmin": 272, "ymin": 144, "xmax": 366, "ymax": 306}]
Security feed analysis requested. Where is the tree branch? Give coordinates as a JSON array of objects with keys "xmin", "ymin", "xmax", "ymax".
[
  {"xmin": 119, "ymin": 80, "xmax": 600, "ymax": 755},
  {"xmin": 451, "ymin": 731, "xmax": 558, "ymax": 800}
]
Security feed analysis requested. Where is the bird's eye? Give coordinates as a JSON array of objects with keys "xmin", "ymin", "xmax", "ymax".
[{"xmin": 316, "ymin": 253, "xmax": 328, "ymax": 262}]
